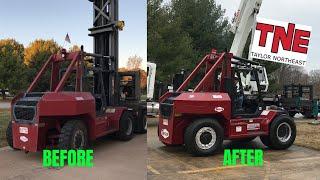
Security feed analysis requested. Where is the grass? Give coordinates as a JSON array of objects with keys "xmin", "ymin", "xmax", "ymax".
[
  {"xmin": 0, "ymin": 97, "xmax": 12, "ymax": 102},
  {"xmin": 0, "ymin": 109, "xmax": 10, "ymax": 147},
  {"xmin": 294, "ymin": 121, "xmax": 320, "ymax": 150}
]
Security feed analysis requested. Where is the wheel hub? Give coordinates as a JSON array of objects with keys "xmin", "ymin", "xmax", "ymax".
[
  {"xmin": 276, "ymin": 122, "xmax": 292, "ymax": 143},
  {"xmin": 195, "ymin": 127, "xmax": 216, "ymax": 150},
  {"xmin": 73, "ymin": 130, "xmax": 85, "ymax": 149}
]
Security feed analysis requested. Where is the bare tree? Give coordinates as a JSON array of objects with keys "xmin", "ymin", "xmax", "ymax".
[{"xmin": 127, "ymin": 55, "xmax": 143, "ymax": 70}]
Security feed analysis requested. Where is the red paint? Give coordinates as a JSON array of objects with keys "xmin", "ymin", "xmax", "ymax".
[
  {"xmin": 158, "ymin": 50, "xmax": 283, "ymax": 146},
  {"xmin": 11, "ymin": 50, "xmax": 128, "ymax": 152}
]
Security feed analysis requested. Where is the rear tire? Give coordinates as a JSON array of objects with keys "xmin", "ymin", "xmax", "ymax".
[
  {"xmin": 135, "ymin": 108, "xmax": 147, "ymax": 134},
  {"xmin": 288, "ymin": 111, "xmax": 296, "ymax": 118},
  {"xmin": 184, "ymin": 119, "xmax": 223, "ymax": 156},
  {"xmin": 260, "ymin": 115, "xmax": 296, "ymax": 149},
  {"xmin": 116, "ymin": 111, "xmax": 134, "ymax": 141},
  {"xmin": 58, "ymin": 120, "xmax": 88, "ymax": 150}
]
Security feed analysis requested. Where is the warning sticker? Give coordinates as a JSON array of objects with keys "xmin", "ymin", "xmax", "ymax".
[{"xmin": 247, "ymin": 123, "xmax": 260, "ymax": 131}]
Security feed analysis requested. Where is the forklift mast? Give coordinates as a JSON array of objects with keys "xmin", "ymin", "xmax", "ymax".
[{"xmin": 88, "ymin": 0, "xmax": 120, "ymax": 110}]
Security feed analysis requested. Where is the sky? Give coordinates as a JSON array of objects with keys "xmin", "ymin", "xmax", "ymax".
[
  {"xmin": 0, "ymin": 0, "xmax": 147, "ymax": 69},
  {"xmin": 216, "ymin": 0, "xmax": 320, "ymax": 72}
]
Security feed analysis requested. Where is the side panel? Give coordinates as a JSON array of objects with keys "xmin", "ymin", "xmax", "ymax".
[
  {"xmin": 227, "ymin": 110, "xmax": 278, "ymax": 139},
  {"xmin": 94, "ymin": 107, "xmax": 127, "ymax": 138},
  {"xmin": 12, "ymin": 122, "xmax": 38, "ymax": 152},
  {"xmin": 174, "ymin": 93, "xmax": 231, "ymax": 120}
]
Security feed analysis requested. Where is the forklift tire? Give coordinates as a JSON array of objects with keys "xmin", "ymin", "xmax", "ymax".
[
  {"xmin": 261, "ymin": 115, "xmax": 296, "ymax": 150},
  {"xmin": 260, "ymin": 136, "xmax": 271, "ymax": 147},
  {"xmin": 116, "ymin": 111, "xmax": 134, "ymax": 141},
  {"xmin": 135, "ymin": 108, "xmax": 147, "ymax": 134},
  {"xmin": 184, "ymin": 119, "xmax": 223, "ymax": 156},
  {"xmin": 288, "ymin": 112, "xmax": 296, "ymax": 118},
  {"xmin": 58, "ymin": 120, "xmax": 88, "ymax": 150},
  {"xmin": 6, "ymin": 121, "xmax": 16, "ymax": 150}
]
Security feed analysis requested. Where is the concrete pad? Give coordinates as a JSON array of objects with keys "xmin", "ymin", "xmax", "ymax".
[
  {"xmin": 147, "ymin": 121, "xmax": 320, "ymax": 180},
  {"xmin": 0, "ymin": 134, "xmax": 147, "ymax": 180}
]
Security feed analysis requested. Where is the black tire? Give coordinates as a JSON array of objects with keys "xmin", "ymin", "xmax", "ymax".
[
  {"xmin": 6, "ymin": 121, "xmax": 15, "ymax": 149},
  {"xmin": 58, "ymin": 120, "xmax": 88, "ymax": 150},
  {"xmin": 135, "ymin": 108, "xmax": 147, "ymax": 134},
  {"xmin": 116, "ymin": 111, "xmax": 134, "ymax": 141},
  {"xmin": 261, "ymin": 115, "xmax": 296, "ymax": 149},
  {"xmin": 288, "ymin": 111, "xmax": 296, "ymax": 118},
  {"xmin": 232, "ymin": 136, "xmax": 256, "ymax": 143},
  {"xmin": 184, "ymin": 119, "xmax": 224, "ymax": 156},
  {"xmin": 260, "ymin": 135, "xmax": 271, "ymax": 147}
]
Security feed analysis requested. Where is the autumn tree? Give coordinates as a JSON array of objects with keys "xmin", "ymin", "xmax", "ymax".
[
  {"xmin": 127, "ymin": 55, "xmax": 143, "ymax": 70},
  {"xmin": 24, "ymin": 39, "xmax": 60, "ymax": 91},
  {"xmin": 0, "ymin": 39, "xmax": 26, "ymax": 99}
]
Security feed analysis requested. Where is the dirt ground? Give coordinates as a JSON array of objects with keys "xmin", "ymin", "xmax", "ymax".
[
  {"xmin": 147, "ymin": 117, "xmax": 320, "ymax": 179},
  {"xmin": 295, "ymin": 120, "xmax": 320, "ymax": 150}
]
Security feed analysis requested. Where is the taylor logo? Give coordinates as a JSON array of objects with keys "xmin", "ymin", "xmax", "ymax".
[
  {"xmin": 250, "ymin": 18, "xmax": 312, "ymax": 67},
  {"xmin": 161, "ymin": 129, "xmax": 169, "ymax": 139},
  {"xmin": 215, "ymin": 107, "xmax": 224, "ymax": 112},
  {"xmin": 20, "ymin": 136, "xmax": 28, "ymax": 142}
]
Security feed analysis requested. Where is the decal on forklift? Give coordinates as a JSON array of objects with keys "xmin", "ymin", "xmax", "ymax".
[
  {"xmin": 161, "ymin": 129, "xmax": 170, "ymax": 139},
  {"xmin": 212, "ymin": 95, "xmax": 223, "ymax": 99},
  {"xmin": 223, "ymin": 149, "xmax": 264, "ymax": 166},
  {"xmin": 261, "ymin": 110, "xmax": 269, "ymax": 116},
  {"xmin": 43, "ymin": 150, "xmax": 94, "ymax": 167},
  {"xmin": 75, "ymin": 97, "xmax": 84, "ymax": 101},
  {"xmin": 236, "ymin": 126, "xmax": 242, "ymax": 132},
  {"xmin": 163, "ymin": 119, "xmax": 169, "ymax": 126},
  {"xmin": 247, "ymin": 123, "xmax": 260, "ymax": 131},
  {"xmin": 214, "ymin": 107, "xmax": 224, "ymax": 112},
  {"xmin": 19, "ymin": 127, "xmax": 28, "ymax": 134},
  {"xmin": 20, "ymin": 136, "xmax": 28, "ymax": 142},
  {"xmin": 189, "ymin": 94, "xmax": 195, "ymax": 98}
]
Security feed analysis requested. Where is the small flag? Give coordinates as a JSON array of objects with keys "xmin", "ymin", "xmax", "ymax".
[{"xmin": 65, "ymin": 33, "xmax": 71, "ymax": 43}]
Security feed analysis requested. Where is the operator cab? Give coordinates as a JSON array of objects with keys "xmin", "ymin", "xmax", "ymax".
[{"xmin": 231, "ymin": 67, "xmax": 264, "ymax": 118}]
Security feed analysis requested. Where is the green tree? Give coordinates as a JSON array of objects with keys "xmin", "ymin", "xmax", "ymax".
[
  {"xmin": 148, "ymin": 0, "xmax": 197, "ymax": 82},
  {"xmin": 148, "ymin": 0, "xmax": 234, "ymax": 82},
  {"xmin": 0, "ymin": 39, "xmax": 27, "ymax": 99},
  {"xmin": 24, "ymin": 39, "xmax": 60, "ymax": 91}
]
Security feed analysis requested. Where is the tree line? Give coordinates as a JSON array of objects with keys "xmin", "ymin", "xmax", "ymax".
[
  {"xmin": 0, "ymin": 39, "xmax": 60, "ymax": 99},
  {"xmin": 0, "ymin": 39, "xmax": 147, "ymax": 99},
  {"xmin": 147, "ymin": 0, "xmax": 320, "ymax": 96}
]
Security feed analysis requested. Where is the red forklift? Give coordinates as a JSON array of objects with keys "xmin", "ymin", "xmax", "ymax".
[
  {"xmin": 6, "ymin": 0, "xmax": 146, "ymax": 152},
  {"xmin": 158, "ymin": 50, "xmax": 296, "ymax": 156}
]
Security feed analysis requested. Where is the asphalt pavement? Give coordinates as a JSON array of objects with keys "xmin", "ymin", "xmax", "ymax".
[{"xmin": 0, "ymin": 134, "xmax": 147, "ymax": 180}]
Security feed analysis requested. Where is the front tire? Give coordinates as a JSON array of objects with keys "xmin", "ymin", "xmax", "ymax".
[
  {"xmin": 135, "ymin": 108, "xmax": 147, "ymax": 134},
  {"xmin": 58, "ymin": 120, "xmax": 88, "ymax": 150},
  {"xmin": 184, "ymin": 119, "xmax": 223, "ymax": 156},
  {"xmin": 116, "ymin": 111, "xmax": 134, "ymax": 141},
  {"xmin": 260, "ymin": 115, "xmax": 296, "ymax": 149}
]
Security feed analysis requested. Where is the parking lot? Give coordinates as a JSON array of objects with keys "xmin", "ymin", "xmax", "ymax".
[
  {"xmin": 0, "ymin": 134, "xmax": 147, "ymax": 180},
  {"xmin": 147, "ymin": 117, "xmax": 320, "ymax": 180}
]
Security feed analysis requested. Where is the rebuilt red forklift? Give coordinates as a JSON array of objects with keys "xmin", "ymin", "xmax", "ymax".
[
  {"xmin": 158, "ymin": 50, "xmax": 296, "ymax": 156},
  {"xmin": 6, "ymin": 0, "xmax": 146, "ymax": 152}
]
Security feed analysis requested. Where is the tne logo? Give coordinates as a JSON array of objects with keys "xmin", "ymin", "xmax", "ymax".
[{"xmin": 256, "ymin": 21, "xmax": 311, "ymax": 54}]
